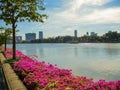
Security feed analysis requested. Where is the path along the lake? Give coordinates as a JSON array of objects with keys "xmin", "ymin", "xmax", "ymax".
[
  {"xmin": 0, "ymin": 53, "xmax": 8, "ymax": 90},
  {"xmin": 0, "ymin": 53, "xmax": 27, "ymax": 90}
]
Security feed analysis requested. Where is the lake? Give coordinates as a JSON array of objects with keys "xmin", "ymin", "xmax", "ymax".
[{"xmin": 7, "ymin": 43, "xmax": 120, "ymax": 81}]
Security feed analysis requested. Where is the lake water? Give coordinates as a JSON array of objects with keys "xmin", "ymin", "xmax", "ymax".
[{"xmin": 8, "ymin": 43, "xmax": 120, "ymax": 81}]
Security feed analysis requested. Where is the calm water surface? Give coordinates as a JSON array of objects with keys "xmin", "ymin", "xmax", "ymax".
[{"xmin": 8, "ymin": 43, "xmax": 120, "ymax": 81}]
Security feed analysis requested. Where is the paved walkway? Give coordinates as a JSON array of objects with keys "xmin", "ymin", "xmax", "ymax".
[{"xmin": 0, "ymin": 53, "xmax": 8, "ymax": 90}]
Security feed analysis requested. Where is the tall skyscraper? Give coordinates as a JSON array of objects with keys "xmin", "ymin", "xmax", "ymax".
[
  {"xmin": 86, "ymin": 32, "xmax": 89, "ymax": 36},
  {"xmin": 25, "ymin": 33, "xmax": 36, "ymax": 41},
  {"xmin": 74, "ymin": 30, "xmax": 77, "ymax": 38},
  {"xmin": 39, "ymin": 31, "xmax": 43, "ymax": 39}
]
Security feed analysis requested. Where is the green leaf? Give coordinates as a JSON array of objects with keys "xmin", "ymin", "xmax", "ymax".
[{"xmin": 4, "ymin": 58, "xmax": 21, "ymax": 64}]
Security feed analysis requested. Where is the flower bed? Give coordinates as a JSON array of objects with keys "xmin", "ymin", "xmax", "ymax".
[{"xmin": 4, "ymin": 48, "xmax": 120, "ymax": 90}]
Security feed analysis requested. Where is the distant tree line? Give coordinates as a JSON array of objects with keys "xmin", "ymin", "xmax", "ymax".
[
  {"xmin": 23, "ymin": 31, "xmax": 120, "ymax": 43},
  {"xmin": 79, "ymin": 31, "xmax": 120, "ymax": 43}
]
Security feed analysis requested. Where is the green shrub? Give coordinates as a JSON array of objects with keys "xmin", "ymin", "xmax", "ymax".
[{"xmin": 4, "ymin": 58, "xmax": 20, "ymax": 64}]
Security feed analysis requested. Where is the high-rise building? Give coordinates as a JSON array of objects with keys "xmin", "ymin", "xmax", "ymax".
[
  {"xmin": 16, "ymin": 36, "xmax": 22, "ymax": 43},
  {"xmin": 25, "ymin": 33, "xmax": 36, "ymax": 41},
  {"xmin": 91, "ymin": 32, "xmax": 97, "ymax": 36},
  {"xmin": 74, "ymin": 30, "xmax": 77, "ymax": 38},
  {"xmin": 39, "ymin": 31, "xmax": 43, "ymax": 39},
  {"xmin": 86, "ymin": 32, "xmax": 89, "ymax": 36}
]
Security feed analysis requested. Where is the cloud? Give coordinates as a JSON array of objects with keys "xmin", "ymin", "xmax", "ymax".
[
  {"xmin": 55, "ymin": 0, "xmax": 120, "ymax": 24},
  {"xmin": 83, "ymin": 7, "xmax": 120, "ymax": 23},
  {"xmin": 68, "ymin": 0, "xmax": 112, "ymax": 11}
]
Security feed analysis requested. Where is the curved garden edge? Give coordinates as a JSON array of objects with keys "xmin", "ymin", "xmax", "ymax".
[{"xmin": 0, "ymin": 53, "xmax": 27, "ymax": 90}]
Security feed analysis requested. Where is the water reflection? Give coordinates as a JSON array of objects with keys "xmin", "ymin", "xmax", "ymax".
[
  {"xmin": 74, "ymin": 47, "xmax": 78, "ymax": 56},
  {"xmin": 89, "ymin": 59, "xmax": 120, "ymax": 81},
  {"xmin": 36, "ymin": 48, "xmax": 44, "ymax": 59},
  {"xmin": 104, "ymin": 46, "xmax": 120, "ymax": 56},
  {"xmin": 26, "ymin": 48, "xmax": 37, "ymax": 56}
]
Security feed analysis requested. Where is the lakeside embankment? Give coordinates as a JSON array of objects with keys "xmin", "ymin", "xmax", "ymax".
[
  {"xmin": 1, "ymin": 46, "xmax": 120, "ymax": 90},
  {"xmin": 0, "ymin": 53, "xmax": 7, "ymax": 90},
  {"xmin": 0, "ymin": 47, "xmax": 27, "ymax": 90}
]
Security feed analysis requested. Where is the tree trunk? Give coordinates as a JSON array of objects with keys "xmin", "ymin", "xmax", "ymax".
[
  {"xmin": 12, "ymin": 23, "xmax": 16, "ymax": 59},
  {"xmin": 4, "ymin": 37, "xmax": 7, "ymax": 51}
]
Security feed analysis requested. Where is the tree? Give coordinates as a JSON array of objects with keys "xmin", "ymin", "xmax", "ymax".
[
  {"xmin": 4, "ymin": 28, "xmax": 12, "ymax": 51},
  {"xmin": 103, "ymin": 31, "xmax": 120, "ymax": 43},
  {"xmin": 0, "ymin": 0, "xmax": 47, "ymax": 59},
  {"xmin": 0, "ymin": 27, "xmax": 12, "ymax": 50},
  {"xmin": 0, "ymin": 27, "xmax": 5, "ymax": 46}
]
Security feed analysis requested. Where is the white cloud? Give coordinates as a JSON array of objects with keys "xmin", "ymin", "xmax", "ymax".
[
  {"xmin": 56, "ymin": 0, "xmax": 120, "ymax": 24},
  {"xmin": 83, "ymin": 7, "xmax": 120, "ymax": 23},
  {"xmin": 69, "ymin": 0, "xmax": 112, "ymax": 11},
  {"xmin": 58, "ymin": 0, "xmax": 112, "ymax": 16}
]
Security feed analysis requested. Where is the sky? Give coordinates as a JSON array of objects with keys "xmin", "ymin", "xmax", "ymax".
[{"xmin": 0, "ymin": 0, "xmax": 120, "ymax": 39}]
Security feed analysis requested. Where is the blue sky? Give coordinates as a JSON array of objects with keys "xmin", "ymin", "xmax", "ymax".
[{"xmin": 0, "ymin": 0, "xmax": 120, "ymax": 39}]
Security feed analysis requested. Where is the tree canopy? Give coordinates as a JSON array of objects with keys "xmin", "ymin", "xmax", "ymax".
[
  {"xmin": 0, "ymin": 0, "xmax": 47, "ymax": 59},
  {"xmin": 0, "ymin": 27, "xmax": 12, "ymax": 46},
  {"xmin": 0, "ymin": 0, "xmax": 47, "ymax": 24}
]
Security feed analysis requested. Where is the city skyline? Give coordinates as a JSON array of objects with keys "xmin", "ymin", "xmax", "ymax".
[
  {"xmin": 24, "ymin": 30, "xmax": 97, "ymax": 40},
  {"xmin": 0, "ymin": 0, "xmax": 120, "ymax": 39},
  {"xmin": 19, "ymin": 30, "xmax": 115, "ymax": 41}
]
